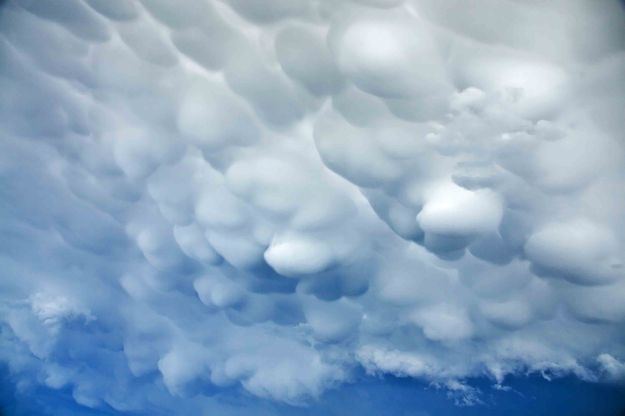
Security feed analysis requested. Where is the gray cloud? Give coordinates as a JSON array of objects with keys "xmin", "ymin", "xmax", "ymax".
[{"xmin": 1, "ymin": 0, "xmax": 625, "ymax": 413}]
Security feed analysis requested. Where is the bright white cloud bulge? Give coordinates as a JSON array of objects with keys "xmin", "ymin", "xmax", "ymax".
[{"xmin": 1, "ymin": 0, "xmax": 625, "ymax": 413}]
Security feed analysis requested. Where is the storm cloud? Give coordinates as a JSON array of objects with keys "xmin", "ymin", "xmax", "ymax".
[{"xmin": 1, "ymin": 0, "xmax": 625, "ymax": 414}]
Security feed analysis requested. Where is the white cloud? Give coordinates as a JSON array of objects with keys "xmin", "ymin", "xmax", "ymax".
[{"xmin": 1, "ymin": 0, "xmax": 625, "ymax": 413}]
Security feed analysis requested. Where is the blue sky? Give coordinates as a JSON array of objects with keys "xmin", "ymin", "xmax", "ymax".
[
  {"xmin": 2, "ymin": 369, "xmax": 625, "ymax": 416},
  {"xmin": 1, "ymin": 0, "xmax": 625, "ymax": 415}
]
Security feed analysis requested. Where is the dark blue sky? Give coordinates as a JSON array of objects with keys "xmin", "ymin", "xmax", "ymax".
[{"xmin": 3, "ymin": 368, "xmax": 625, "ymax": 416}]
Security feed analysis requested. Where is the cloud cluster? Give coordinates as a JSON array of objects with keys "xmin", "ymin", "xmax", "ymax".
[{"xmin": 1, "ymin": 0, "xmax": 625, "ymax": 413}]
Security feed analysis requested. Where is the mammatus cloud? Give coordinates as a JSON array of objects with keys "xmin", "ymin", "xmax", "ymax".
[{"xmin": 0, "ymin": 0, "xmax": 624, "ymax": 413}]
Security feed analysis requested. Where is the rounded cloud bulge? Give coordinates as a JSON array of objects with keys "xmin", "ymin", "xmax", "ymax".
[{"xmin": 1, "ymin": 0, "xmax": 625, "ymax": 414}]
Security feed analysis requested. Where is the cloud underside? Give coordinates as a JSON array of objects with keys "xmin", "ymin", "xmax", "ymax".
[{"xmin": 1, "ymin": 0, "xmax": 625, "ymax": 413}]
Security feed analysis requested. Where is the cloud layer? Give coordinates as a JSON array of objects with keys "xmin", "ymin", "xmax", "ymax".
[{"xmin": 1, "ymin": 0, "xmax": 625, "ymax": 413}]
